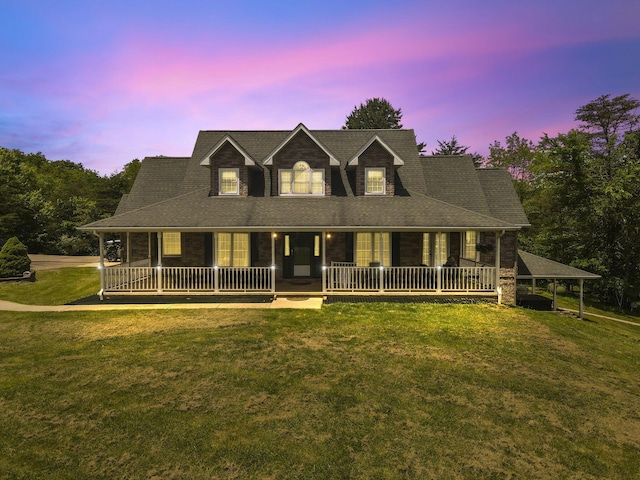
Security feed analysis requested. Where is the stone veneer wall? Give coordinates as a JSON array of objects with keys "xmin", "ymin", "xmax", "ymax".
[
  {"xmin": 478, "ymin": 231, "xmax": 518, "ymax": 305},
  {"xmin": 498, "ymin": 231, "xmax": 517, "ymax": 305}
]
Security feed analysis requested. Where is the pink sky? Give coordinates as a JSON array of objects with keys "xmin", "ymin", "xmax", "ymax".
[{"xmin": 1, "ymin": 0, "xmax": 639, "ymax": 174}]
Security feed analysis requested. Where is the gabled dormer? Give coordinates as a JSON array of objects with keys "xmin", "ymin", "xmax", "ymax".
[
  {"xmin": 264, "ymin": 124, "xmax": 339, "ymax": 197},
  {"xmin": 199, "ymin": 135, "xmax": 256, "ymax": 197},
  {"xmin": 347, "ymin": 135, "xmax": 404, "ymax": 196}
]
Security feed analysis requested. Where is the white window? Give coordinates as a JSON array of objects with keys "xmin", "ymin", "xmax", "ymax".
[
  {"xmin": 422, "ymin": 233, "xmax": 448, "ymax": 266},
  {"xmin": 219, "ymin": 168, "xmax": 239, "ymax": 195},
  {"xmin": 217, "ymin": 233, "xmax": 249, "ymax": 267},
  {"xmin": 279, "ymin": 161, "xmax": 324, "ymax": 195},
  {"xmin": 355, "ymin": 232, "xmax": 390, "ymax": 267},
  {"xmin": 163, "ymin": 232, "xmax": 181, "ymax": 256},
  {"xmin": 365, "ymin": 168, "xmax": 385, "ymax": 195},
  {"xmin": 462, "ymin": 231, "xmax": 479, "ymax": 261}
]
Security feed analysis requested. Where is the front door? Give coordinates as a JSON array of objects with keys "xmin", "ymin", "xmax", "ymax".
[{"xmin": 283, "ymin": 232, "xmax": 321, "ymax": 278}]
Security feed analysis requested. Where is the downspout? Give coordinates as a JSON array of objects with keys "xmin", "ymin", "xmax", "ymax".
[{"xmin": 495, "ymin": 230, "xmax": 505, "ymax": 304}]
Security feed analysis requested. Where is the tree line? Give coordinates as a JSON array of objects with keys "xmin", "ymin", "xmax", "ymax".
[
  {"xmin": 0, "ymin": 148, "xmax": 140, "ymax": 255},
  {"xmin": 345, "ymin": 95, "xmax": 640, "ymax": 307}
]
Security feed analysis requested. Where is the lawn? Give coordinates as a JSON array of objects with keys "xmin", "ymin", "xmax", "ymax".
[
  {"xmin": 1, "ymin": 302, "xmax": 639, "ymax": 479},
  {"xmin": 0, "ymin": 267, "xmax": 99, "ymax": 305}
]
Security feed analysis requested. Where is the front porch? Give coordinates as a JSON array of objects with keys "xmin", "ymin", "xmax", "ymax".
[
  {"xmin": 94, "ymin": 229, "xmax": 514, "ymax": 302},
  {"xmin": 100, "ymin": 263, "xmax": 497, "ymax": 296}
]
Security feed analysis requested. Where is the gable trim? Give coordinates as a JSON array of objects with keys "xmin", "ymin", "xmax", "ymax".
[
  {"xmin": 263, "ymin": 123, "xmax": 340, "ymax": 166},
  {"xmin": 199, "ymin": 135, "xmax": 256, "ymax": 166},
  {"xmin": 347, "ymin": 134, "xmax": 405, "ymax": 166}
]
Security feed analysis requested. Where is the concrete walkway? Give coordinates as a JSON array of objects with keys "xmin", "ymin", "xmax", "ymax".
[
  {"xmin": 0, "ymin": 297, "xmax": 323, "ymax": 312},
  {"xmin": 559, "ymin": 308, "xmax": 640, "ymax": 327}
]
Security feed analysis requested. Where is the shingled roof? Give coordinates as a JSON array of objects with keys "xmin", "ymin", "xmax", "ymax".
[
  {"xmin": 517, "ymin": 250, "xmax": 600, "ymax": 279},
  {"xmin": 81, "ymin": 126, "xmax": 529, "ymax": 232}
]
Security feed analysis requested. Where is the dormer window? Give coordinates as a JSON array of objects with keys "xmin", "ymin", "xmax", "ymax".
[
  {"xmin": 279, "ymin": 161, "xmax": 324, "ymax": 195},
  {"xmin": 219, "ymin": 168, "xmax": 239, "ymax": 195},
  {"xmin": 365, "ymin": 168, "xmax": 385, "ymax": 195}
]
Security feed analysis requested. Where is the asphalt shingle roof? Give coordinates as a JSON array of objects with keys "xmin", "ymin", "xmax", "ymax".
[
  {"xmin": 517, "ymin": 250, "xmax": 600, "ymax": 279},
  {"xmin": 81, "ymin": 127, "xmax": 529, "ymax": 232}
]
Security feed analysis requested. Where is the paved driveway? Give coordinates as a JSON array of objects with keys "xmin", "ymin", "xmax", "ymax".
[{"xmin": 28, "ymin": 254, "xmax": 106, "ymax": 271}]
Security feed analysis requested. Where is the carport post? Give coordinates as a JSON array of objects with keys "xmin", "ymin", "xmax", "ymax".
[{"xmin": 579, "ymin": 279, "xmax": 584, "ymax": 319}]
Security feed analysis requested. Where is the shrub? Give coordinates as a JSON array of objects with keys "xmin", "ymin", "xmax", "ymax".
[{"xmin": 0, "ymin": 237, "xmax": 31, "ymax": 277}]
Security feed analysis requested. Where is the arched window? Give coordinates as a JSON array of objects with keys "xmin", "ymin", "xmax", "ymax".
[{"xmin": 279, "ymin": 161, "xmax": 324, "ymax": 195}]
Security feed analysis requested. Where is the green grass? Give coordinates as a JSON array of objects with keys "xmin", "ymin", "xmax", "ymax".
[
  {"xmin": 0, "ymin": 267, "xmax": 99, "ymax": 305},
  {"xmin": 0, "ymin": 304, "xmax": 638, "ymax": 479},
  {"xmin": 533, "ymin": 285, "xmax": 640, "ymax": 325}
]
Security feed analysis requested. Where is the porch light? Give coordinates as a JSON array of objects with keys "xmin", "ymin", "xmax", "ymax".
[
  {"xmin": 270, "ymin": 264, "xmax": 276, "ymax": 270},
  {"xmin": 156, "ymin": 265, "xmax": 162, "ymax": 270},
  {"xmin": 272, "ymin": 233, "xmax": 278, "ymax": 239},
  {"xmin": 326, "ymin": 233, "xmax": 332, "ymax": 239},
  {"xmin": 322, "ymin": 265, "xmax": 327, "ymax": 271},
  {"xmin": 379, "ymin": 265, "xmax": 384, "ymax": 271},
  {"xmin": 213, "ymin": 265, "xmax": 219, "ymax": 270},
  {"xmin": 97, "ymin": 265, "xmax": 103, "ymax": 270}
]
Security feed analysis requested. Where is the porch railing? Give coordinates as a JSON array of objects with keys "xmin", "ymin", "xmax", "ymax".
[
  {"xmin": 323, "ymin": 266, "xmax": 496, "ymax": 293},
  {"xmin": 103, "ymin": 265, "xmax": 496, "ymax": 294},
  {"xmin": 103, "ymin": 266, "xmax": 274, "ymax": 293}
]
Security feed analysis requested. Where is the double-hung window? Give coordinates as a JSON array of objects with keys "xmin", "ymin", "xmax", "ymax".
[
  {"xmin": 462, "ymin": 231, "xmax": 479, "ymax": 261},
  {"xmin": 279, "ymin": 161, "xmax": 324, "ymax": 195},
  {"xmin": 365, "ymin": 168, "xmax": 385, "ymax": 195},
  {"xmin": 219, "ymin": 168, "xmax": 239, "ymax": 195},
  {"xmin": 422, "ymin": 233, "xmax": 448, "ymax": 266},
  {"xmin": 163, "ymin": 232, "xmax": 182, "ymax": 256},
  {"xmin": 217, "ymin": 233, "xmax": 249, "ymax": 267},
  {"xmin": 355, "ymin": 232, "xmax": 390, "ymax": 266}
]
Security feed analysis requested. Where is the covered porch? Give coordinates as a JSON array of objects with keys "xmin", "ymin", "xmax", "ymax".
[{"xmin": 94, "ymin": 229, "xmax": 511, "ymax": 300}]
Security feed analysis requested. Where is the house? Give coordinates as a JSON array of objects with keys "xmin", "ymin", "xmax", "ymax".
[{"xmin": 80, "ymin": 124, "xmax": 531, "ymax": 303}]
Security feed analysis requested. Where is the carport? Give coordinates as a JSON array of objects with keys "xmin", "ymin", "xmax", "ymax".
[{"xmin": 517, "ymin": 250, "xmax": 601, "ymax": 319}]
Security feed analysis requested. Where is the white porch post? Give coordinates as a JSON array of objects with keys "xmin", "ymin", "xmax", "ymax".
[
  {"xmin": 213, "ymin": 232, "xmax": 219, "ymax": 292},
  {"xmin": 552, "ymin": 278, "xmax": 557, "ymax": 311},
  {"xmin": 322, "ymin": 231, "xmax": 327, "ymax": 293},
  {"xmin": 495, "ymin": 231, "xmax": 503, "ymax": 304},
  {"xmin": 579, "ymin": 279, "xmax": 584, "ymax": 319},
  {"xmin": 156, "ymin": 232, "xmax": 163, "ymax": 293},
  {"xmin": 97, "ymin": 232, "xmax": 105, "ymax": 296},
  {"xmin": 271, "ymin": 231, "xmax": 276, "ymax": 293},
  {"xmin": 126, "ymin": 232, "xmax": 131, "ymax": 265},
  {"xmin": 126, "ymin": 231, "xmax": 131, "ymax": 288}
]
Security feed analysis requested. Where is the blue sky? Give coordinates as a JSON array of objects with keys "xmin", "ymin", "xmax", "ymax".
[{"xmin": 1, "ymin": 0, "xmax": 639, "ymax": 174}]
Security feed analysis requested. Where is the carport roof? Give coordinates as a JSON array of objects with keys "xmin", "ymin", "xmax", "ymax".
[{"xmin": 517, "ymin": 250, "xmax": 600, "ymax": 280}]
